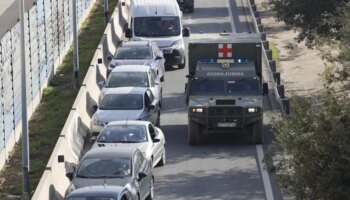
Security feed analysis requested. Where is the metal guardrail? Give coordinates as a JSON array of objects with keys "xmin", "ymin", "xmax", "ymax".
[{"xmin": 247, "ymin": 0, "xmax": 290, "ymax": 115}]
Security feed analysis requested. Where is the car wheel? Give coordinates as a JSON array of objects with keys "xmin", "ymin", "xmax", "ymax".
[
  {"xmin": 156, "ymin": 112, "xmax": 161, "ymax": 127},
  {"xmin": 178, "ymin": 57, "xmax": 186, "ymax": 69},
  {"xmin": 157, "ymin": 147, "xmax": 166, "ymax": 167},
  {"xmin": 146, "ymin": 177, "xmax": 154, "ymax": 200}
]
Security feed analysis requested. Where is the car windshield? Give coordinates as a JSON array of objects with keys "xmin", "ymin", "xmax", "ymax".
[
  {"xmin": 190, "ymin": 79, "xmax": 225, "ymax": 95},
  {"xmin": 99, "ymin": 94, "xmax": 143, "ymax": 110},
  {"xmin": 106, "ymin": 72, "xmax": 149, "ymax": 88},
  {"xmin": 115, "ymin": 47, "xmax": 152, "ymax": 59},
  {"xmin": 77, "ymin": 158, "xmax": 131, "ymax": 178},
  {"xmin": 98, "ymin": 125, "xmax": 147, "ymax": 143},
  {"xmin": 67, "ymin": 197, "xmax": 118, "ymax": 200},
  {"xmin": 134, "ymin": 16, "xmax": 181, "ymax": 37},
  {"xmin": 227, "ymin": 78, "xmax": 261, "ymax": 95}
]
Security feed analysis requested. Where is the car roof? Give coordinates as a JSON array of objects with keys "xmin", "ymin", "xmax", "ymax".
[
  {"xmin": 102, "ymin": 87, "xmax": 148, "ymax": 95},
  {"xmin": 111, "ymin": 65, "xmax": 150, "ymax": 73},
  {"xmin": 121, "ymin": 40, "xmax": 151, "ymax": 47},
  {"xmin": 83, "ymin": 147, "xmax": 138, "ymax": 159},
  {"xmin": 67, "ymin": 185, "xmax": 124, "ymax": 197},
  {"xmin": 106, "ymin": 120, "xmax": 150, "ymax": 126}
]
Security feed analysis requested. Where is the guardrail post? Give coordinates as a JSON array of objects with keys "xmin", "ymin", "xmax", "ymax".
[
  {"xmin": 254, "ymin": 11, "xmax": 259, "ymax": 18},
  {"xmin": 262, "ymin": 40, "xmax": 269, "ymax": 49},
  {"xmin": 256, "ymin": 17, "xmax": 262, "ymax": 25},
  {"xmin": 269, "ymin": 60, "xmax": 276, "ymax": 72},
  {"xmin": 273, "ymin": 72, "xmax": 280, "ymax": 85},
  {"xmin": 249, "ymin": 0, "xmax": 255, "ymax": 5},
  {"xmin": 265, "ymin": 49, "xmax": 272, "ymax": 60},
  {"xmin": 260, "ymin": 32, "xmax": 266, "ymax": 41},
  {"xmin": 277, "ymin": 85, "xmax": 285, "ymax": 98},
  {"xmin": 251, "ymin": 4, "xmax": 257, "ymax": 12},
  {"xmin": 281, "ymin": 98, "xmax": 290, "ymax": 115}
]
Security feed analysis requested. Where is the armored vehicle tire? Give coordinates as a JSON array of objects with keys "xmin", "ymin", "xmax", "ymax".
[
  {"xmin": 188, "ymin": 121, "xmax": 201, "ymax": 145},
  {"xmin": 251, "ymin": 119, "xmax": 263, "ymax": 144}
]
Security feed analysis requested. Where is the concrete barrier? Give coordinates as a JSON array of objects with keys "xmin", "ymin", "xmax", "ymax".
[{"xmin": 32, "ymin": 1, "xmax": 126, "ymax": 199}]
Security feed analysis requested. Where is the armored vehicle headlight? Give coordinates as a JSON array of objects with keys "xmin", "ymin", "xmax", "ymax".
[
  {"xmin": 192, "ymin": 108, "xmax": 204, "ymax": 113},
  {"xmin": 248, "ymin": 108, "xmax": 258, "ymax": 113}
]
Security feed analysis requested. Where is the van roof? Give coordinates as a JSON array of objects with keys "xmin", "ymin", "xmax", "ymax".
[{"xmin": 132, "ymin": 0, "xmax": 181, "ymax": 17}]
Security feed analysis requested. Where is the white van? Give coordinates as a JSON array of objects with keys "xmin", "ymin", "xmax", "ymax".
[{"xmin": 124, "ymin": 0, "xmax": 190, "ymax": 69}]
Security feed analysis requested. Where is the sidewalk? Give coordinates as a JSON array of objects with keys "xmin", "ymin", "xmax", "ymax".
[
  {"xmin": 256, "ymin": 0, "xmax": 325, "ymax": 97},
  {"xmin": 0, "ymin": 0, "xmax": 36, "ymax": 38}
]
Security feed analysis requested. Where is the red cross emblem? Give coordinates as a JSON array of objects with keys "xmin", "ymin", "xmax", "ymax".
[{"xmin": 218, "ymin": 44, "xmax": 232, "ymax": 58}]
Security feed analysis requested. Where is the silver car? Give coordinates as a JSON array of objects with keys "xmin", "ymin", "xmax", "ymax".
[
  {"xmin": 65, "ymin": 185, "xmax": 138, "ymax": 200},
  {"xmin": 99, "ymin": 65, "xmax": 162, "ymax": 107},
  {"xmin": 92, "ymin": 120, "xmax": 166, "ymax": 168},
  {"xmin": 90, "ymin": 87, "xmax": 161, "ymax": 135},
  {"xmin": 107, "ymin": 40, "xmax": 165, "ymax": 82},
  {"xmin": 65, "ymin": 147, "xmax": 154, "ymax": 200}
]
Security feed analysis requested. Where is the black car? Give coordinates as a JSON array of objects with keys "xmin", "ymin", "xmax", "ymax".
[{"xmin": 65, "ymin": 147, "xmax": 154, "ymax": 200}]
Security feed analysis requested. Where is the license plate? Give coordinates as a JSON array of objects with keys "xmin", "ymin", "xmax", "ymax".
[{"xmin": 217, "ymin": 122, "xmax": 236, "ymax": 127}]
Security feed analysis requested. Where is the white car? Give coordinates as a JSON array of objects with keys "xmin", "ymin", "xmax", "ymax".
[
  {"xmin": 107, "ymin": 40, "xmax": 165, "ymax": 81},
  {"xmin": 90, "ymin": 87, "xmax": 161, "ymax": 135},
  {"xmin": 99, "ymin": 65, "xmax": 162, "ymax": 107},
  {"xmin": 92, "ymin": 120, "xmax": 166, "ymax": 168}
]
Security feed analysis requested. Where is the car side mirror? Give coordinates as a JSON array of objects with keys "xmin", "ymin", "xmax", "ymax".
[
  {"xmin": 66, "ymin": 172, "xmax": 74, "ymax": 181},
  {"xmin": 93, "ymin": 105, "xmax": 98, "ymax": 112},
  {"xmin": 98, "ymin": 81, "xmax": 105, "ymax": 90},
  {"xmin": 153, "ymin": 138, "xmax": 160, "ymax": 143},
  {"xmin": 137, "ymin": 172, "xmax": 147, "ymax": 181},
  {"xmin": 107, "ymin": 55, "xmax": 113, "ymax": 61},
  {"xmin": 90, "ymin": 136, "xmax": 97, "ymax": 143},
  {"xmin": 263, "ymin": 82, "xmax": 268, "ymax": 95},
  {"xmin": 154, "ymin": 81, "xmax": 160, "ymax": 85},
  {"xmin": 182, "ymin": 27, "xmax": 190, "ymax": 37},
  {"xmin": 125, "ymin": 28, "xmax": 132, "ymax": 39}
]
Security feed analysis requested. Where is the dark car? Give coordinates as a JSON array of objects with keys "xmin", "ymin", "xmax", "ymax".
[
  {"xmin": 177, "ymin": 0, "xmax": 194, "ymax": 13},
  {"xmin": 65, "ymin": 147, "xmax": 154, "ymax": 200},
  {"xmin": 65, "ymin": 185, "xmax": 138, "ymax": 200}
]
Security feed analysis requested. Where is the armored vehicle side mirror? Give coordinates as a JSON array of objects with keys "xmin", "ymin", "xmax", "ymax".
[
  {"xmin": 125, "ymin": 28, "xmax": 132, "ymax": 39},
  {"xmin": 182, "ymin": 27, "xmax": 190, "ymax": 37},
  {"xmin": 155, "ymin": 55, "xmax": 162, "ymax": 60},
  {"xmin": 263, "ymin": 83, "xmax": 268, "ymax": 95}
]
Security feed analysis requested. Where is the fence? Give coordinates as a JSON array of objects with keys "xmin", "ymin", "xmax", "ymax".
[{"xmin": 0, "ymin": 0, "xmax": 97, "ymax": 172}]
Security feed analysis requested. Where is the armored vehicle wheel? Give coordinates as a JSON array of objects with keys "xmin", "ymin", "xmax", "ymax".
[
  {"xmin": 251, "ymin": 119, "xmax": 263, "ymax": 144},
  {"xmin": 188, "ymin": 120, "xmax": 201, "ymax": 145}
]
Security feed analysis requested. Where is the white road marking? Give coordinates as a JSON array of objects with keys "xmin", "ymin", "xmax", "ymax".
[
  {"xmin": 226, "ymin": 0, "xmax": 236, "ymax": 33},
  {"xmin": 256, "ymin": 144, "xmax": 275, "ymax": 200}
]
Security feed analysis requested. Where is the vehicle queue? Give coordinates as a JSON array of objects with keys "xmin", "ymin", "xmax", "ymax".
[{"xmin": 64, "ymin": 0, "xmax": 190, "ymax": 199}]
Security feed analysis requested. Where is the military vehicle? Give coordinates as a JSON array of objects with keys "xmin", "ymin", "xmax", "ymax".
[{"xmin": 185, "ymin": 33, "xmax": 268, "ymax": 145}]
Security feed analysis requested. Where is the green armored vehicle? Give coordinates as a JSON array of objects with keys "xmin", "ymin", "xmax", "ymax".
[{"xmin": 185, "ymin": 33, "xmax": 268, "ymax": 145}]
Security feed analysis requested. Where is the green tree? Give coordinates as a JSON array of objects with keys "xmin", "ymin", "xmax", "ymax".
[
  {"xmin": 270, "ymin": 91, "xmax": 350, "ymax": 199},
  {"xmin": 269, "ymin": 0, "xmax": 348, "ymax": 45}
]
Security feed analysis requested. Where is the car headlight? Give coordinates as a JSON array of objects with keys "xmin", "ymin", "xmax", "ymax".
[
  {"xmin": 191, "ymin": 108, "xmax": 204, "ymax": 113},
  {"xmin": 93, "ymin": 118, "xmax": 104, "ymax": 126},
  {"xmin": 170, "ymin": 39, "xmax": 182, "ymax": 49}
]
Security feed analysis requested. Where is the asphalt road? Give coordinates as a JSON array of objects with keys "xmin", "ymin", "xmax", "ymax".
[{"xmin": 152, "ymin": 0, "xmax": 282, "ymax": 199}]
